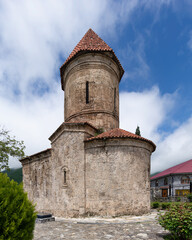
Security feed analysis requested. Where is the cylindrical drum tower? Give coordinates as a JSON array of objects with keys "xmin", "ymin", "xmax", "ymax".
[{"xmin": 60, "ymin": 29, "xmax": 124, "ymax": 131}]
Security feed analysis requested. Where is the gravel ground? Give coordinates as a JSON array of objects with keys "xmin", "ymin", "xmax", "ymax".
[{"xmin": 33, "ymin": 211, "xmax": 170, "ymax": 240}]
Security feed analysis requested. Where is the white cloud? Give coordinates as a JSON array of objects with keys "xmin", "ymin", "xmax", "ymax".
[
  {"xmin": 119, "ymin": 86, "xmax": 192, "ymax": 174},
  {"xmin": 122, "ymin": 34, "xmax": 150, "ymax": 81},
  {"xmin": 120, "ymin": 86, "xmax": 176, "ymax": 142},
  {"xmin": 120, "ymin": 86, "xmax": 192, "ymax": 174},
  {"xmin": 152, "ymin": 117, "xmax": 192, "ymax": 173},
  {"xmin": 0, "ymin": 85, "xmax": 63, "ymax": 168}
]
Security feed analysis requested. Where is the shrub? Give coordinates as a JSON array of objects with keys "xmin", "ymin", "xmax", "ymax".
[
  {"xmin": 0, "ymin": 173, "xmax": 36, "ymax": 240},
  {"xmin": 187, "ymin": 193, "xmax": 192, "ymax": 202},
  {"xmin": 176, "ymin": 197, "xmax": 181, "ymax": 202},
  {"xmin": 161, "ymin": 202, "xmax": 171, "ymax": 210},
  {"xmin": 152, "ymin": 202, "xmax": 160, "ymax": 209},
  {"xmin": 158, "ymin": 203, "xmax": 192, "ymax": 240}
]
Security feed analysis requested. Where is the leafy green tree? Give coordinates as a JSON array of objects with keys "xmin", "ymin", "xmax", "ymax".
[
  {"xmin": 0, "ymin": 128, "xmax": 25, "ymax": 171},
  {"xmin": 135, "ymin": 126, "xmax": 141, "ymax": 136},
  {"xmin": 0, "ymin": 173, "xmax": 36, "ymax": 240}
]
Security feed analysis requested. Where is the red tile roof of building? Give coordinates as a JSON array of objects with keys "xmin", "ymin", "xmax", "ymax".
[
  {"xmin": 151, "ymin": 159, "xmax": 192, "ymax": 180},
  {"xmin": 85, "ymin": 128, "xmax": 156, "ymax": 151},
  {"xmin": 60, "ymin": 28, "xmax": 124, "ymax": 88}
]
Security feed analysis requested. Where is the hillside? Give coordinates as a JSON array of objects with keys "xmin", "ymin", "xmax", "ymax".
[
  {"xmin": 2, "ymin": 168, "xmax": 23, "ymax": 184},
  {"xmin": 150, "ymin": 172, "xmax": 160, "ymax": 177}
]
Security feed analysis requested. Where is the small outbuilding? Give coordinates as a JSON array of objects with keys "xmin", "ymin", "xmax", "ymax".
[{"xmin": 151, "ymin": 159, "xmax": 192, "ymax": 199}]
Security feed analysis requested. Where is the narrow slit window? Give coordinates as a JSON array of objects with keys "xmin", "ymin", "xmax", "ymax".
[
  {"xmin": 34, "ymin": 170, "xmax": 37, "ymax": 186},
  {"xmin": 86, "ymin": 81, "xmax": 89, "ymax": 104},
  {"xmin": 64, "ymin": 169, "xmax": 67, "ymax": 184},
  {"xmin": 114, "ymin": 88, "xmax": 116, "ymax": 112}
]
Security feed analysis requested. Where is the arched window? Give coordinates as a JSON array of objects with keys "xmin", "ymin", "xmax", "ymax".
[
  {"xmin": 181, "ymin": 176, "xmax": 190, "ymax": 184},
  {"xmin": 164, "ymin": 177, "xmax": 168, "ymax": 185},
  {"xmin": 64, "ymin": 169, "xmax": 67, "ymax": 184},
  {"xmin": 62, "ymin": 166, "xmax": 68, "ymax": 187}
]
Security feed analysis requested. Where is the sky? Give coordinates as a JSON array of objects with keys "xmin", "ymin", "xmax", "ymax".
[{"xmin": 0, "ymin": 0, "xmax": 192, "ymax": 173}]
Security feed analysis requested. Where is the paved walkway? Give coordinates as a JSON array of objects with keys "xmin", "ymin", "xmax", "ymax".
[{"xmin": 33, "ymin": 211, "xmax": 170, "ymax": 240}]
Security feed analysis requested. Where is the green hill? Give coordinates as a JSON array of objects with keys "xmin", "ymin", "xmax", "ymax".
[
  {"xmin": 2, "ymin": 168, "xmax": 23, "ymax": 184},
  {"xmin": 150, "ymin": 171, "xmax": 160, "ymax": 177}
]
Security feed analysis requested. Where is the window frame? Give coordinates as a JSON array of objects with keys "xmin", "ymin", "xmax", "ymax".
[{"xmin": 181, "ymin": 175, "xmax": 190, "ymax": 184}]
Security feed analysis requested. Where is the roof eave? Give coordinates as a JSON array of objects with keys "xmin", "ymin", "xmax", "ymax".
[
  {"xmin": 85, "ymin": 135, "xmax": 156, "ymax": 152},
  {"xmin": 60, "ymin": 50, "xmax": 124, "ymax": 91}
]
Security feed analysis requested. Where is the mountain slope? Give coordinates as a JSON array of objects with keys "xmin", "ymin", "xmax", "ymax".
[{"xmin": 2, "ymin": 168, "xmax": 23, "ymax": 183}]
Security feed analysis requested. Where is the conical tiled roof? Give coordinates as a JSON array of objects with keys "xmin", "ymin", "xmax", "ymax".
[
  {"xmin": 85, "ymin": 128, "xmax": 156, "ymax": 152},
  {"xmin": 60, "ymin": 29, "xmax": 124, "ymax": 86},
  {"xmin": 151, "ymin": 159, "xmax": 192, "ymax": 180}
]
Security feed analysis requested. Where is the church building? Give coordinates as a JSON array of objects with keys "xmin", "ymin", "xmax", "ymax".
[{"xmin": 20, "ymin": 29, "xmax": 156, "ymax": 217}]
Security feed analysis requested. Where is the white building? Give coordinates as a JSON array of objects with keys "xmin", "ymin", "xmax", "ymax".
[{"xmin": 151, "ymin": 159, "xmax": 192, "ymax": 199}]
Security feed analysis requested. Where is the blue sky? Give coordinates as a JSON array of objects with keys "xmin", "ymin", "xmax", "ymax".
[{"xmin": 0, "ymin": 0, "xmax": 192, "ymax": 173}]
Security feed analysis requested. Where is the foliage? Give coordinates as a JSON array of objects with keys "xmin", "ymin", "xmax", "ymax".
[
  {"xmin": 187, "ymin": 193, "xmax": 192, "ymax": 202},
  {"xmin": 176, "ymin": 197, "xmax": 181, "ymax": 202},
  {"xmin": 2, "ymin": 168, "xmax": 23, "ymax": 183},
  {"xmin": 158, "ymin": 203, "xmax": 192, "ymax": 240},
  {"xmin": 0, "ymin": 128, "xmax": 25, "ymax": 171},
  {"xmin": 135, "ymin": 126, "xmax": 141, "ymax": 136},
  {"xmin": 151, "ymin": 201, "xmax": 192, "ymax": 210},
  {"xmin": 161, "ymin": 202, "xmax": 171, "ymax": 210},
  {"xmin": 152, "ymin": 201, "xmax": 160, "ymax": 208},
  {"xmin": 0, "ymin": 173, "xmax": 36, "ymax": 240},
  {"xmin": 95, "ymin": 128, "xmax": 104, "ymax": 136}
]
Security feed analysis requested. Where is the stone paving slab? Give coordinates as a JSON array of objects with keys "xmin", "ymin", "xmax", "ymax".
[{"xmin": 33, "ymin": 211, "xmax": 170, "ymax": 240}]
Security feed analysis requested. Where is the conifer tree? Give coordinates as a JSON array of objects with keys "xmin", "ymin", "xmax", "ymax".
[
  {"xmin": 0, "ymin": 173, "xmax": 36, "ymax": 239},
  {"xmin": 135, "ymin": 126, "xmax": 141, "ymax": 136}
]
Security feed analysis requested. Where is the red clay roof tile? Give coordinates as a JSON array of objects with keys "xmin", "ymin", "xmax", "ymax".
[
  {"xmin": 60, "ymin": 28, "xmax": 124, "ymax": 87},
  {"xmin": 85, "ymin": 128, "xmax": 156, "ymax": 151}
]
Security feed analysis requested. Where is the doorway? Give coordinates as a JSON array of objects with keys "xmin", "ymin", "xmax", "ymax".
[{"xmin": 162, "ymin": 189, "xmax": 168, "ymax": 197}]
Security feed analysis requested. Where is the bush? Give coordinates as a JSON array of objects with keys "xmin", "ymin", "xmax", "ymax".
[
  {"xmin": 0, "ymin": 173, "xmax": 36, "ymax": 240},
  {"xmin": 158, "ymin": 203, "xmax": 192, "ymax": 240},
  {"xmin": 176, "ymin": 197, "xmax": 181, "ymax": 202},
  {"xmin": 187, "ymin": 193, "xmax": 192, "ymax": 202},
  {"xmin": 152, "ymin": 202, "xmax": 160, "ymax": 209},
  {"xmin": 161, "ymin": 202, "xmax": 171, "ymax": 210}
]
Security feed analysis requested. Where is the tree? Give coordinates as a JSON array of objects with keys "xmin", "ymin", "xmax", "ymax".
[
  {"xmin": 0, "ymin": 128, "xmax": 25, "ymax": 171},
  {"xmin": 135, "ymin": 126, "xmax": 141, "ymax": 136},
  {"xmin": 0, "ymin": 173, "xmax": 36, "ymax": 239}
]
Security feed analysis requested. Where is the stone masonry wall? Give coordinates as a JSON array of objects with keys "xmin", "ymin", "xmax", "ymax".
[
  {"xmin": 22, "ymin": 149, "xmax": 52, "ymax": 213},
  {"xmin": 22, "ymin": 124, "xmax": 154, "ymax": 217},
  {"xmin": 85, "ymin": 138, "xmax": 153, "ymax": 216},
  {"xmin": 49, "ymin": 123, "xmax": 97, "ymax": 217},
  {"xmin": 62, "ymin": 53, "xmax": 120, "ymax": 131}
]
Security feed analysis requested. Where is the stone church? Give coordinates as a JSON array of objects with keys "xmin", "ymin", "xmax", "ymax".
[{"xmin": 20, "ymin": 29, "xmax": 156, "ymax": 217}]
